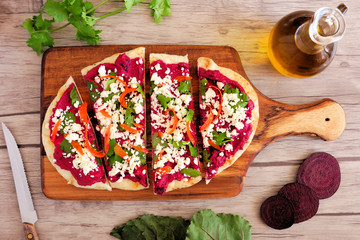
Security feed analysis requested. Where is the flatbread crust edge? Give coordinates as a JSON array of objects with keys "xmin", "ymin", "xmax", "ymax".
[
  {"xmin": 42, "ymin": 76, "xmax": 111, "ymax": 191},
  {"xmin": 81, "ymin": 47, "xmax": 145, "ymax": 76},
  {"xmin": 81, "ymin": 47, "xmax": 148, "ymax": 190},
  {"xmin": 197, "ymin": 57, "xmax": 259, "ymax": 184},
  {"xmin": 150, "ymin": 53, "xmax": 202, "ymax": 194}
]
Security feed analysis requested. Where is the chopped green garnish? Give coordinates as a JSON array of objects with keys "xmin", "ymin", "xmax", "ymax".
[
  {"xmin": 149, "ymin": 81, "xmax": 156, "ymax": 95},
  {"xmin": 223, "ymin": 83, "xmax": 249, "ymax": 109},
  {"xmin": 60, "ymin": 138, "xmax": 73, "ymax": 153},
  {"xmin": 180, "ymin": 168, "xmax": 201, "ymax": 177},
  {"xmin": 69, "ymin": 85, "xmax": 81, "ymax": 107},
  {"xmin": 184, "ymin": 109, "xmax": 194, "ymax": 122},
  {"xmin": 212, "ymin": 131, "xmax": 231, "ymax": 146},
  {"xmin": 59, "ymin": 111, "xmax": 76, "ymax": 134},
  {"xmin": 109, "ymin": 71, "xmax": 117, "ymax": 77},
  {"xmin": 188, "ymin": 143, "xmax": 198, "ymax": 157},
  {"xmin": 200, "ymin": 78, "xmax": 208, "ymax": 96},
  {"xmin": 106, "ymin": 79, "xmax": 116, "ymax": 90},
  {"xmin": 95, "ymin": 157, "xmax": 102, "ymax": 166},
  {"xmin": 157, "ymin": 94, "xmax": 172, "ymax": 109},
  {"xmin": 178, "ymin": 79, "xmax": 191, "ymax": 94},
  {"xmin": 136, "ymin": 83, "xmax": 146, "ymax": 98},
  {"xmin": 106, "ymin": 139, "xmax": 117, "ymax": 156},
  {"xmin": 152, "ymin": 132, "xmax": 168, "ymax": 150},
  {"xmin": 203, "ymin": 149, "xmax": 211, "ymax": 166}
]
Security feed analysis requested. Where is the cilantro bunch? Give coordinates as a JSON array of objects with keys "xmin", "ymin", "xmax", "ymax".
[{"xmin": 22, "ymin": 0, "xmax": 171, "ymax": 55}]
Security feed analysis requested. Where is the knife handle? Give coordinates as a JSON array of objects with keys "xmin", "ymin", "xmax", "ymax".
[{"xmin": 23, "ymin": 223, "xmax": 39, "ymax": 240}]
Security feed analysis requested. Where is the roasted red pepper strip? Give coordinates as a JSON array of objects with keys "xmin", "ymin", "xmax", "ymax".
[
  {"xmin": 51, "ymin": 119, "xmax": 62, "ymax": 142},
  {"xmin": 208, "ymin": 138, "xmax": 222, "ymax": 151},
  {"xmin": 200, "ymin": 105, "xmax": 214, "ymax": 132},
  {"xmin": 104, "ymin": 123, "xmax": 112, "ymax": 153},
  {"xmin": 186, "ymin": 120, "xmax": 196, "ymax": 147},
  {"xmin": 173, "ymin": 75, "xmax": 192, "ymax": 82},
  {"xmin": 209, "ymin": 85, "xmax": 223, "ymax": 121},
  {"xmin": 84, "ymin": 120, "xmax": 105, "ymax": 158},
  {"xmin": 99, "ymin": 109, "xmax": 112, "ymax": 118},
  {"xmin": 79, "ymin": 102, "xmax": 88, "ymax": 123},
  {"xmin": 114, "ymin": 144, "xmax": 130, "ymax": 163},
  {"xmin": 99, "ymin": 75, "xmax": 127, "ymax": 87},
  {"xmin": 129, "ymin": 142, "xmax": 148, "ymax": 153},
  {"xmin": 164, "ymin": 108, "xmax": 178, "ymax": 134},
  {"xmin": 156, "ymin": 166, "xmax": 172, "ymax": 177},
  {"xmin": 119, "ymin": 124, "xmax": 139, "ymax": 133},
  {"xmin": 119, "ymin": 88, "xmax": 136, "ymax": 109}
]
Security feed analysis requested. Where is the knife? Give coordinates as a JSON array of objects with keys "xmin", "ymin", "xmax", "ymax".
[{"xmin": 2, "ymin": 123, "xmax": 39, "ymax": 240}]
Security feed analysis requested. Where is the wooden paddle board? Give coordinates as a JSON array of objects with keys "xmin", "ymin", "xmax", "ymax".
[{"xmin": 41, "ymin": 45, "xmax": 345, "ymax": 200}]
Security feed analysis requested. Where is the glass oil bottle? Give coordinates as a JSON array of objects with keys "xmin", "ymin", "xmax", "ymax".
[{"xmin": 268, "ymin": 4, "xmax": 347, "ymax": 78}]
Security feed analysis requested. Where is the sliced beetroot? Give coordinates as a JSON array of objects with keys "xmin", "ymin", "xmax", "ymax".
[
  {"xmin": 297, "ymin": 152, "xmax": 341, "ymax": 199},
  {"xmin": 279, "ymin": 182, "xmax": 319, "ymax": 223},
  {"xmin": 260, "ymin": 195, "xmax": 295, "ymax": 229}
]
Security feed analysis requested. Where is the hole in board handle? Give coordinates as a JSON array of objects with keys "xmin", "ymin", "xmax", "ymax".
[{"xmin": 325, "ymin": 118, "xmax": 330, "ymax": 122}]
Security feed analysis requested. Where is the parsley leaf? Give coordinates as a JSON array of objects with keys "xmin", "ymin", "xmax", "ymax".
[
  {"xmin": 23, "ymin": 11, "xmax": 54, "ymax": 55},
  {"xmin": 136, "ymin": 83, "xmax": 146, "ymax": 98},
  {"xmin": 200, "ymin": 78, "xmax": 208, "ymax": 96},
  {"xmin": 69, "ymin": 15, "xmax": 102, "ymax": 45},
  {"xmin": 106, "ymin": 139, "xmax": 117, "ymax": 156},
  {"xmin": 125, "ymin": 0, "xmax": 145, "ymax": 12},
  {"xmin": 223, "ymin": 84, "xmax": 249, "ymax": 109},
  {"xmin": 44, "ymin": 0, "xmax": 69, "ymax": 22},
  {"xmin": 70, "ymin": 85, "xmax": 81, "ymax": 107},
  {"xmin": 180, "ymin": 168, "xmax": 201, "ymax": 177},
  {"xmin": 212, "ymin": 131, "xmax": 231, "ymax": 146},
  {"xmin": 149, "ymin": 0, "xmax": 171, "ymax": 23},
  {"xmin": 184, "ymin": 109, "xmax": 194, "ymax": 122},
  {"xmin": 156, "ymin": 94, "xmax": 172, "ymax": 109},
  {"xmin": 188, "ymin": 143, "xmax": 198, "ymax": 157},
  {"xmin": 152, "ymin": 132, "xmax": 168, "ymax": 149},
  {"xmin": 149, "ymin": 81, "xmax": 156, "ymax": 95},
  {"xmin": 60, "ymin": 138, "xmax": 73, "ymax": 153},
  {"xmin": 178, "ymin": 79, "xmax": 191, "ymax": 94},
  {"xmin": 203, "ymin": 149, "xmax": 211, "ymax": 166},
  {"xmin": 59, "ymin": 111, "xmax": 76, "ymax": 134}
]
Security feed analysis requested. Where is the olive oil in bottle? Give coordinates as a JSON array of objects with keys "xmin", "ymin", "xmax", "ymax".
[{"xmin": 268, "ymin": 4, "xmax": 347, "ymax": 78}]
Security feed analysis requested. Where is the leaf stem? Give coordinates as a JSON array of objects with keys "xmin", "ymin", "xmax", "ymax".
[
  {"xmin": 51, "ymin": 22, "xmax": 71, "ymax": 32},
  {"xmin": 86, "ymin": 0, "xmax": 111, "ymax": 14},
  {"xmin": 97, "ymin": 7, "xmax": 127, "ymax": 19}
]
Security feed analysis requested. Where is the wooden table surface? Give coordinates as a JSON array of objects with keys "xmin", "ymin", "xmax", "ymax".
[{"xmin": 1, "ymin": 0, "xmax": 359, "ymax": 239}]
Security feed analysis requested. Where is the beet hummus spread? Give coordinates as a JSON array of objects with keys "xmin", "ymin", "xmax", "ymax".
[
  {"xmin": 48, "ymin": 83, "xmax": 107, "ymax": 186},
  {"xmin": 150, "ymin": 58, "xmax": 201, "ymax": 195},
  {"xmin": 83, "ymin": 51, "xmax": 148, "ymax": 188},
  {"xmin": 198, "ymin": 67, "xmax": 255, "ymax": 181}
]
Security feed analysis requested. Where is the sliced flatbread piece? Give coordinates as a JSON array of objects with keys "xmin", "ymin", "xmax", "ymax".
[
  {"xmin": 198, "ymin": 57, "xmax": 259, "ymax": 184},
  {"xmin": 150, "ymin": 53, "xmax": 202, "ymax": 195},
  {"xmin": 42, "ymin": 77, "xmax": 111, "ymax": 190},
  {"xmin": 81, "ymin": 47, "xmax": 148, "ymax": 190}
]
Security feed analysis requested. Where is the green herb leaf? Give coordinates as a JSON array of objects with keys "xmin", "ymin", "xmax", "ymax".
[
  {"xmin": 23, "ymin": 11, "xmax": 54, "ymax": 55},
  {"xmin": 203, "ymin": 149, "xmax": 211, "ymax": 166},
  {"xmin": 178, "ymin": 79, "xmax": 191, "ymax": 94},
  {"xmin": 96, "ymin": 157, "xmax": 102, "ymax": 166},
  {"xmin": 106, "ymin": 139, "xmax": 117, "ymax": 156},
  {"xmin": 136, "ymin": 83, "xmax": 146, "ymax": 98},
  {"xmin": 68, "ymin": 15, "xmax": 101, "ymax": 45},
  {"xmin": 223, "ymin": 84, "xmax": 249, "ymax": 109},
  {"xmin": 152, "ymin": 132, "xmax": 168, "ymax": 150},
  {"xmin": 180, "ymin": 168, "xmax": 201, "ymax": 177},
  {"xmin": 44, "ymin": 0, "xmax": 69, "ymax": 22},
  {"xmin": 90, "ymin": 91, "xmax": 100, "ymax": 102},
  {"xmin": 186, "ymin": 209, "xmax": 252, "ymax": 240},
  {"xmin": 70, "ymin": 85, "xmax": 81, "ymax": 107},
  {"xmin": 188, "ymin": 143, "xmax": 198, "ymax": 157},
  {"xmin": 125, "ymin": 0, "xmax": 145, "ymax": 12},
  {"xmin": 106, "ymin": 79, "xmax": 116, "ymax": 90},
  {"xmin": 200, "ymin": 78, "xmax": 208, "ymax": 96},
  {"xmin": 149, "ymin": 81, "xmax": 156, "ymax": 95},
  {"xmin": 108, "ymin": 153, "xmax": 124, "ymax": 167},
  {"xmin": 212, "ymin": 131, "xmax": 231, "ymax": 146},
  {"xmin": 59, "ymin": 111, "xmax": 76, "ymax": 134},
  {"xmin": 149, "ymin": 0, "xmax": 171, "ymax": 23},
  {"xmin": 60, "ymin": 138, "xmax": 73, "ymax": 153},
  {"xmin": 184, "ymin": 109, "xmax": 194, "ymax": 122},
  {"xmin": 156, "ymin": 94, "xmax": 172, "ymax": 109}
]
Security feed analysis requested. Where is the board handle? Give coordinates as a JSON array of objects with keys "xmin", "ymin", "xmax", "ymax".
[
  {"xmin": 23, "ymin": 223, "xmax": 39, "ymax": 240},
  {"xmin": 262, "ymin": 98, "xmax": 346, "ymax": 141}
]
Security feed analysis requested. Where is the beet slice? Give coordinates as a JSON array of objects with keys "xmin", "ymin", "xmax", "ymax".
[
  {"xmin": 260, "ymin": 195, "xmax": 295, "ymax": 229},
  {"xmin": 297, "ymin": 152, "xmax": 341, "ymax": 199},
  {"xmin": 279, "ymin": 182, "xmax": 319, "ymax": 223}
]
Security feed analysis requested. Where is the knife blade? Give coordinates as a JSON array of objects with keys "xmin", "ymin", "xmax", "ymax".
[{"xmin": 2, "ymin": 123, "xmax": 39, "ymax": 240}]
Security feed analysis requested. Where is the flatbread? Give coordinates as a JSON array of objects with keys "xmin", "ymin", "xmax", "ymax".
[
  {"xmin": 198, "ymin": 57, "xmax": 259, "ymax": 184},
  {"xmin": 81, "ymin": 47, "xmax": 148, "ymax": 191},
  {"xmin": 42, "ymin": 76, "xmax": 111, "ymax": 190},
  {"xmin": 150, "ymin": 53, "xmax": 202, "ymax": 195}
]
